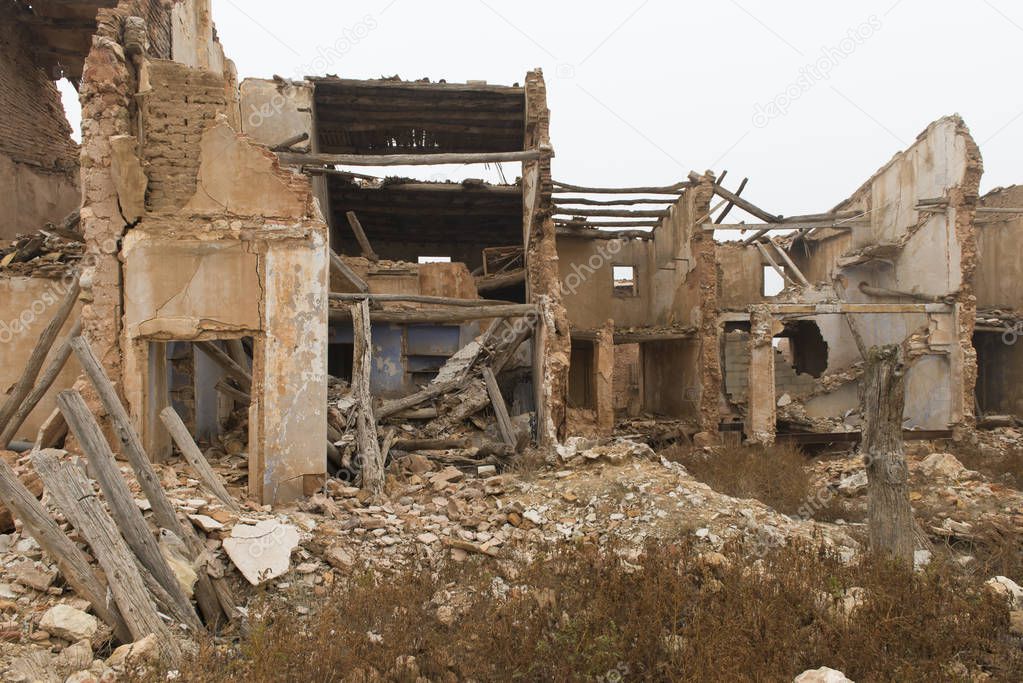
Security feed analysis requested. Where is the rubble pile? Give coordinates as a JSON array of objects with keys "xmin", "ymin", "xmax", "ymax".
[{"xmin": 0, "ymin": 213, "xmax": 83, "ymax": 278}]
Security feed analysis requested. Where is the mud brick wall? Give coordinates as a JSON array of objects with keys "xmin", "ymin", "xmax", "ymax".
[
  {"xmin": 0, "ymin": 10, "xmax": 78, "ymax": 173},
  {"xmin": 143, "ymin": 59, "xmax": 227, "ymax": 212}
]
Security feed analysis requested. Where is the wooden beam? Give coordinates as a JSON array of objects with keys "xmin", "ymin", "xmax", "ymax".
[
  {"xmin": 707, "ymin": 221, "xmax": 869, "ymax": 232},
  {"xmin": 329, "ymin": 249, "xmax": 369, "ymax": 293},
  {"xmin": 329, "ymin": 303, "xmax": 536, "ymax": 324},
  {"xmin": 309, "ymin": 77, "xmax": 525, "ymax": 95},
  {"xmin": 482, "ymin": 367, "xmax": 517, "ymax": 450},
  {"xmin": 692, "ymin": 171, "xmax": 780, "ymax": 223},
  {"xmin": 194, "ymin": 341, "xmax": 251, "ymax": 392},
  {"xmin": 57, "ymin": 390, "xmax": 203, "ymax": 633},
  {"xmin": 553, "ymin": 181, "xmax": 689, "ymax": 194},
  {"xmin": 330, "ymin": 292, "xmax": 516, "ymax": 307},
  {"xmin": 280, "ymin": 149, "xmax": 546, "ymax": 167},
  {"xmin": 755, "ymin": 241, "xmax": 791, "ymax": 287},
  {"xmin": 766, "ymin": 303, "xmax": 952, "ymax": 315},
  {"xmin": 475, "ymin": 269, "xmax": 525, "ymax": 293},
  {"xmin": 377, "ymin": 380, "xmax": 461, "ymax": 420},
  {"xmin": 351, "ymin": 300, "xmax": 384, "ymax": 494},
  {"xmin": 31, "ymin": 450, "xmax": 182, "ymax": 662},
  {"xmin": 715, "ymin": 177, "xmax": 748, "ymax": 224},
  {"xmin": 0, "ymin": 456, "xmax": 131, "ymax": 643},
  {"xmin": 556, "ymin": 220, "xmax": 660, "ymax": 228},
  {"xmin": 553, "ymin": 208, "xmax": 669, "ymax": 218},
  {"xmin": 345, "ymin": 211, "xmax": 379, "ymax": 261},
  {"xmin": 159, "ymin": 407, "xmax": 242, "ymax": 513},
  {"xmin": 553, "ymin": 196, "xmax": 675, "ymax": 206},
  {"xmin": 769, "ymin": 239, "xmax": 811, "ymax": 287},
  {"xmin": 556, "ymin": 227, "xmax": 654, "ymax": 240},
  {"xmin": 71, "ymin": 337, "xmax": 231, "ymax": 626}
]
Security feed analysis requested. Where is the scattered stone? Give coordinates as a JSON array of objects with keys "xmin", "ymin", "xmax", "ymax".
[
  {"xmin": 223, "ymin": 520, "xmax": 300, "ymax": 585},
  {"xmin": 39, "ymin": 605, "xmax": 98, "ymax": 642},
  {"xmin": 913, "ymin": 549, "xmax": 932, "ymax": 571},
  {"xmin": 417, "ymin": 533, "xmax": 439, "ymax": 544},
  {"xmin": 985, "ymin": 576, "xmax": 1023, "ymax": 609},
  {"xmin": 793, "ymin": 667, "xmax": 854, "ymax": 683},
  {"xmin": 918, "ymin": 452, "xmax": 970, "ymax": 480},
  {"xmin": 325, "ymin": 545, "xmax": 355, "ymax": 569},
  {"xmin": 106, "ymin": 634, "xmax": 160, "ymax": 669},
  {"xmin": 11, "ymin": 561, "xmax": 57, "ymax": 592},
  {"xmin": 188, "ymin": 514, "xmax": 225, "ymax": 533},
  {"xmin": 837, "ymin": 470, "xmax": 867, "ymax": 497}
]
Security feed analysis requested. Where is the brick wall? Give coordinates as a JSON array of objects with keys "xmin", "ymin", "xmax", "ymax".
[
  {"xmin": 0, "ymin": 8, "xmax": 78, "ymax": 174},
  {"xmin": 143, "ymin": 59, "xmax": 227, "ymax": 212}
]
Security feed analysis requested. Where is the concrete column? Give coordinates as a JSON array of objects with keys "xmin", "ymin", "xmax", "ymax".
[
  {"xmin": 747, "ymin": 305, "xmax": 782, "ymax": 445},
  {"xmin": 594, "ymin": 319, "xmax": 615, "ymax": 435},
  {"xmin": 249, "ymin": 235, "xmax": 329, "ymax": 504}
]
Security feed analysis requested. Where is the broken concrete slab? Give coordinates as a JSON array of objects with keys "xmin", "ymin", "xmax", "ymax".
[{"xmin": 222, "ymin": 519, "xmax": 300, "ymax": 585}]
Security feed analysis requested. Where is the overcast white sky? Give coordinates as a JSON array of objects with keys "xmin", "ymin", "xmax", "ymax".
[{"xmin": 61, "ymin": 0, "xmax": 1022, "ymax": 218}]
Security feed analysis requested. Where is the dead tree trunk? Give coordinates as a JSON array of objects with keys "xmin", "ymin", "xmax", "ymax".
[
  {"xmin": 861, "ymin": 345, "xmax": 914, "ymax": 568},
  {"xmin": 352, "ymin": 300, "xmax": 384, "ymax": 494}
]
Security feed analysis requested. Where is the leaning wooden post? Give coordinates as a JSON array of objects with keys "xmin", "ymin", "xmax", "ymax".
[
  {"xmin": 351, "ymin": 300, "xmax": 384, "ymax": 494},
  {"xmin": 31, "ymin": 450, "xmax": 181, "ymax": 662},
  {"xmin": 70, "ymin": 337, "xmax": 232, "ymax": 625},
  {"xmin": 861, "ymin": 345, "xmax": 914, "ymax": 568},
  {"xmin": 0, "ymin": 457, "xmax": 131, "ymax": 642},
  {"xmin": 159, "ymin": 406, "xmax": 242, "ymax": 513},
  {"xmin": 57, "ymin": 390, "xmax": 203, "ymax": 632}
]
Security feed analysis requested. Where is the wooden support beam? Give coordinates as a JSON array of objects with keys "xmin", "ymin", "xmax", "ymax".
[
  {"xmin": 556, "ymin": 219, "xmax": 660, "ymax": 228},
  {"xmin": 0, "ymin": 276, "xmax": 79, "ymax": 436},
  {"xmin": 553, "ymin": 196, "xmax": 675, "ymax": 206},
  {"xmin": 707, "ymin": 221, "xmax": 869, "ymax": 232},
  {"xmin": 345, "ymin": 211, "xmax": 379, "ymax": 261},
  {"xmin": 0, "ymin": 456, "xmax": 131, "ymax": 643},
  {"xmin": 329, "ymin": 293, "xmax": 516, "ymax": 307},
  {"xmin": 57, "ymin": 391, "xmax": 203, "ymax": 633},
  {"xmin": 214, "ymin": 379, "xmax": 251, "ymax": 406},
  {"xmin": 351, "ymin": 300, "xmax": 384, "ymax": 494},
  {"xmin": 159, "ymin": 407, "xmax": 242, "ymax": 513},
  {"xmin": 553, "ymin": 207, "xmax": 669, "ymax": 218},
  {"xmin": 377, "ymin": 380, "xmax": 461, "ymax": 420},
  {"xmin": 766, "ymin": 303, "xmax": 952, "ymax": 315},
  {"xmin": 0, "ymin": 318, "xmax": 80, "ymax": 449},
  {"xmin": 692, "ymin": 171, "xmax": 780, "ymax": 223},
  {"xmin": 71, "ymin": 337, "xmax": 231, "ymax": 626},
  {"xmin": 475, "ymin": 269, "xmax": 525, "ymax": 293},
  {"xmin": 329, "ymin": 249, "xmax": 369, "ymax": 293},
  {"xmin": 329, "ymin": 303, "xmax": 536, "ymax": 325},
  {"xmin": 556, "ymin": 227, "xmax": 654, "ymax": 240},
  {"xmin": 769, "ymin": 239, "xmax": 811, "ymax": 287},
  {"xmin": 715, "ymin": 177, "xmax": 748, "ymax": 224},
  {"xmin": 271, "ymin": 132, "xmax": 309, "ymax": 152},
  {"xmin": 755, "ymin": 241, "xmax": 791, "ymax": 286},
  {"xmin": 31, "ymin": 450, "xmax": 182, "ymax": 662},
  {"xmin": 194, "ymin": 341, "xmax": 251, "ymax": 392},
  {"xmin": 552, "ymin": 181, "xmax": 689, "ymax": 194},
  {"xmin": 280, "ymin": 149, "xmax": 547, "ymax": 167},
  {"xmin": 482, "ymin": 368, "xmax": 517, "ymax": 450}
]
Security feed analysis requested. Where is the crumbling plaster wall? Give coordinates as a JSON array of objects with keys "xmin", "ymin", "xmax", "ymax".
[
  {"xmin": 975, "ymin": 185, "xmax": 1023, "ymax": 313},
  {"xmin": 0, "ymin": 7, "xmax": 80, "ymax": 239},
  {"xmin": 762, "ymin": 117, "xmax": 982, "ymax": 429},
  {"xmin": 557, "ymin": 236, "xmax": 653, "ymax": 330}
]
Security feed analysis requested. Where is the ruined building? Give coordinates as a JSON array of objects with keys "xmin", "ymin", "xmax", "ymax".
[{"xmin": 3, "ymin": 0, "xmax": 1023, "ymax": 510}]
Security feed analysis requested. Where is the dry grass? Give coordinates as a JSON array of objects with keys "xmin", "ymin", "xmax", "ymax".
[
  {"xmin": 150, "ymin": 540, "xmax": 1021, "ymax": 683},
  {"xmin": 664, "ymin": 442, "xmax": 813, "ymax": 516},
  {"xmin": 950, "ymin": 441, "xmax": 1023, "ymax": 490}
]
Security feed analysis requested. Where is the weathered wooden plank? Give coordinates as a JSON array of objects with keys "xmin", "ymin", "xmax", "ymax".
[
  {"xmin": 280, "ymin": 149, "xmax": 545, "ymax": 167},
  {"xmin": 0, "ymin": 456, "xmax": 131, "ymax": 642},
  {"xmin": 329, "ymin": 249, "xmax": 370, "ymax": 293},
  {"xmin": 194, "ymin": 341, "xmax": 251, "ymax": 392},
  {"xmin": 159, "ymin": 407, "xmax": 241, "ymax": 513},
  {"xmin": 482, "ymin": 367, "xmax": 517, "ymax": 450},
  {"xmin": 345, "ymin": 211, "xmax": 380, "ymax": 261},
  {"xmin": 57, "ymin": 390, "xmax": 203, "ymax": 633},
  {"xmin": 329, "ymin": 303, "xmax": 536, "ymax": 324},
  {"xmin": 329, "ymin": 293, "xmax": 516, "ymax": 307},
  {"xmin": 351, "ymin": 300, "xmax": 384, "ymax": 494},
  {"xmin": 71, "ymin": 337, "xmax": 230, "ymax": 625},
  {"xmin": 31, "ymin": 450, "xmax": 181, "ymax": 661}
]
